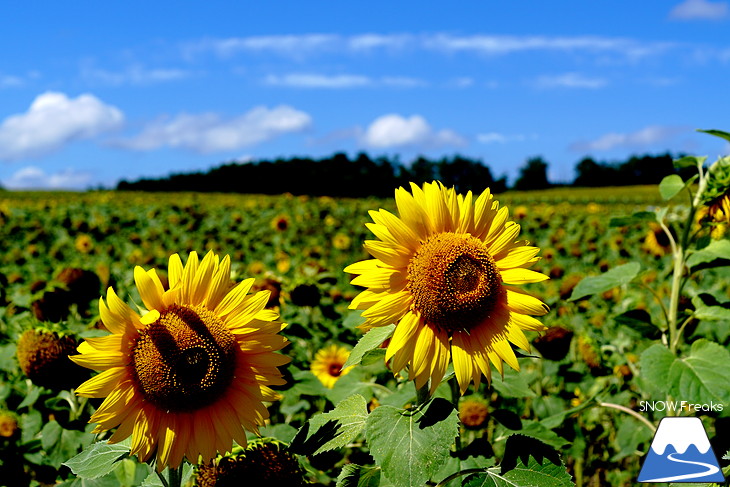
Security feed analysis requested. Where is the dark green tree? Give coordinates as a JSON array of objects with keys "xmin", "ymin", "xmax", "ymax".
[{"xmin": 513, "ymin": 157, "xmax": 551, "ymax": 190}]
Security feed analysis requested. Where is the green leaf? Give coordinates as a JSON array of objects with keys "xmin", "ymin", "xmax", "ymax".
[
  {"xmin": 140, "ymin": 463, "xmax": 192, "ymax": 487},
  {"xmin": 668, "ymin": 339, "xmax": 730, "ymax": 405},
  {"xmin": 694, "ymin": 305, "xmax": 730, "ymax": 321},
  {"xmin": 686, "ymin": 239, "xmax": 730, "ymax": 268},
  {"xmin": 659, "ymin": 174, "xmax": 686, "ymax": 201},
  {"xmin": 640, "ymin": 344, "xmax": 675, "ymax": 396},
  {"xmin": 673, "ymin": 155, "xmax": 707, "ymax": 170},
  {"xmin": 63, "ymin": 441, "xmax": 131, "ymax": 479},
  {"xmin": 723, "ymin": 449, "xmax": 729, "ymax": 460},
  {"xmin": 291, "ymin": 394, "xmax": 369, "ymax": 455},
  {"xmin": 698, "ymin": 128, "xmax": 730, "ymax": 143},
  {"xmin": 614, "ymin": 309, "xmax": 662, "ymax": 336},
  {"xmin": 18, "ymin": 384, "xmax": 41, "ymax": 409},
  {"xmin": 568, "ymin": 262, "xmax": 640, "ymax": 301},
  {"xmin": 609, "ymin": 211, "xmax": 655, "ymax": 227},
  {"xmin": 491, "ymin": 369, "xmax": 536, "ymax": 398},
  {"xmin": 365, "ymin": 398, "xmax": 459, "ymax": 487},
  {"xmin": 463, "ymin": 455, "xmax": 574, "ymax": 487},
  {"xmin": 343, "ymin": 324, "xmax": 395, "ymax": 369},
  {"xmin": 507, "ymin": 420, "xmax": 570, "ymax": 450},
  {"xmin": 336, "ymin": 464, "xmax": 382, "ymax": 487},
  {"xmin": 41, "ymin": 420, "xmax": 62, "ymax": 451}
]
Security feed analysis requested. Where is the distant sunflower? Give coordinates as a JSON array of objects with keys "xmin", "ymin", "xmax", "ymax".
[
  {"xmin": 75, "ymin": 234, "xmax": 94, "ymax": 254},
  {"xmin": 71, "ymin": 251, "xmax": 290, "ymax": 471},
  {"xmin": 643, "ymin": 223, "xmax": 673, "ymax": 257},
  {"xmin": 345, "ymin": 181, "xmax": 549, "ymax": 394},
  {"xmin": 270, "ymin": 214, "xmax": 290, "ymax": 232},
  {"xmin": 311, "ymin": 344, "xmax": 352, "ymax": 388}
]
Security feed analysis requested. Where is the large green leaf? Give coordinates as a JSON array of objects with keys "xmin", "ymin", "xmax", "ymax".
[
  {"xmin": 462, "ymin": 455, "xmax": 574, "ymax": 487},
  {"xmin": 291, "ymin": 394, "xmax": 369, "ymax": 456},
  {"xmin": 659, "ymin": 174, "xmax": 686, "ymax": 201},
  {"xmin": 686, "ymin": 239, "xmax": 730, "ymax": 268},
  {"xmin": 336, "ymin": 464, "xmax": 382, "ymax": 487},
  {"xmin": 343, "ymin": 324, "xmax": 395, "ymax": 369},
  {"xmin": 698, "ymin": 128, "xmax": 730, "ymax": 143},
  {"xmin": 64, "ymin": 440, "xmax": 131, "ymax": 479},
  {"xmin": 568, "ymin": 262, "xmax": 640, "ymax": 301},
  {"xmin": 668, "ymin": 339, "xmax": 730, "ymax": 405},
  {"xmin": 365, "ymin": 398, "xmax": 458, "ymax": 487},
  {"xmin": 639, "ymin": 344, "xmax": 675, "ymax": 396}
]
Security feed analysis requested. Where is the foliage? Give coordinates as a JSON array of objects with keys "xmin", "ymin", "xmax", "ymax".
[{"xmin": 0, "ymin": 131, "xmax": 728, "ymax": 486}]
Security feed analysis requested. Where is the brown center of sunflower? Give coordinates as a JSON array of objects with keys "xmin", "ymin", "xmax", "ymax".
[
  {"xmin": 131, "ymin": 304, "xmax": 237, "ymax": 413},
  {"xmin": 328, "ymin": 363, "xmax": 343, "ymax": 377},
  {"xmin": 407, "ymin": 232, "xmax": 502, "ymax": 334}
]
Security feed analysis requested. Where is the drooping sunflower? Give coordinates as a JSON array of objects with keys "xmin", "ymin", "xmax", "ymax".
[
  {"xmin": 344, "ymin": 181, "xmax": 549, "ymax": 394},
  {"xmin": 70, "ymin": 251, "xmax": 290, "ymax": 471},
  {"xmin": 310, "ymin": 344, "xmax": 353, "ymax": 388}
]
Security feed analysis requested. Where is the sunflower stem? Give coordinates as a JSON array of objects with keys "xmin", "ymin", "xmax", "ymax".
[
  {"xmin": 449, "ymin": 377, "xmax": 463, "ymax": 474},
  {"xmin": 416, "ymin": 382, "xmax": 431, "ymax": 407},
  {"xmin": 168, "ymin": 465, "xmax": 182, "ymax": 487}
]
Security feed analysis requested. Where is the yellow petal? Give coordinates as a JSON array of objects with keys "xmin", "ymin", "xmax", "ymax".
[
  {"xmin": 167, "ymin": 253, "xmax": 184, "ymax": 288},
  {"xmin": 215, "ymin": 278, "xmax": 255, "ymax": 317},
  {"xmin": 344, "ymin": 259, "xmax": 380, "ymax": 275},
  {"xmin": 385, "ymin": 311, "xmax": 421, "ymax": 362},
  {"xmin": 75, "ymin": 366, "xmax": 128, "ymax": 398},
  {"xmin": 361, "ymin": 290, "xmax": 411, "ymax": 328},
  {"xmin": 505, "ymin": 287, "xmax": 550, "ymax": 316},
  {"xmin": 451, "ymin": 331, "xmax": 474, "ymax": 394},
  {"xmin": 494, "ymin": 245, "xmax": 541, "ymax": 269},
  {"xmin": 501, "ymin": 268, "xmax": 549, "ymax": 284},
  {"xmin": 134, "ymin": 266, "xmax": 165, "ymax": 312}
]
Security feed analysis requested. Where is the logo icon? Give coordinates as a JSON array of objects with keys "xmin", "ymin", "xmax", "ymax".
[{"xmin": 638, "ymin": 417, "xmax": 725, "ymax": 483}]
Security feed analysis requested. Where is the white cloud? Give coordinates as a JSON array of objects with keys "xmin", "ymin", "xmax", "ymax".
[
  {"xmin": 533, "ymin": 72, "xmax": 609, "ymax": 89},
  {"xmin": 362, "ymin": 114, "xmax": 466, "ymax": 149},
  {"xmin": 0, "ymin": 74, "xmax": 24, "ymax": 88},
  {"xmin": 116, "ymin": 105, "xmax": 312, "ymax": 153},
  {"xmin": 0, "ymin": 92, "xmax": 124, "ymax": 161},
  {"xmin": 264, "ymin": 73, "xmax": 372, "ymax": 88},
  {"xmin": 477, "ymin": 132, "xmax": 530, "ymax": 144},
  {"xmin": 669, "ymin": 0, "xmax": 729, "ymax": 20},
  {"xmin": 184, "ymin": 33, "xmax": 672, "ymax": 62},
  {"xmin": 570, "ymin": 125, "xmax": 688, "ymax": 152},
  {"xmin": 3, "ymin": 166, "xmax": 92, "ymax": 190},
  {"xmin": 82, "ymin": 64, "xmax": 191, "ymax": 85},
  {"xmin": 263, "ymin": 73, "xmax": 426, "ymax": 89}
]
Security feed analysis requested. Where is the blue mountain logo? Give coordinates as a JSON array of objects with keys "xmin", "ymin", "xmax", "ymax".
[{"xmin": 638, "ymin": 417, "xmax": 725, "ymax": 483}]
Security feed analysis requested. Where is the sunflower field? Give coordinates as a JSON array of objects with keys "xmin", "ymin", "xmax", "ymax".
[{"xmin": 1, "ymin": 134, "xmax": 730, "ymax": 487}]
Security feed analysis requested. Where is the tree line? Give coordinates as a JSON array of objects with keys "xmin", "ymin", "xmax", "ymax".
[{"xmin": 116, "ymin": 151, "xmax": 685, "ymax": 197}]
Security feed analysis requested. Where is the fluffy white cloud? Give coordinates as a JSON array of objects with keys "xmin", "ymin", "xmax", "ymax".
[
  {"xmin": 185, "ymin": 33, "xmax": 670, "ymax": 62},
  {"xmin": 533, "ymin": 73, "xmax": 608, "ymax": 89},
  {"xmin": 82, "ymin": 64, "xmax": 191, "ymax": 85},
  {"xmin": 116, "ymin": 105, "xmax": 312, "ymax": 153},
  {"xmin": 264, "ymin": 74, "xmax": 372, "ymax": 88},
  {"xmin": 477, "ymin": 132, "xmax": 530, "ymax": 144},
  {"xmin": 362, "ymin": 114, "xmax": 466, "ymax": 149},
  {"xmin": 570, "ymin": 125, "xmax": 687, "ymax": 152},
  {"xmin": 669, "ymin": 0, "xmax": 729, "ymax": 20},
  {"xmin": 263, "ymin": 73, "xmax": 426, "ymax": 89},
  {"xmin": 0, "ymin": 92, "xmax": 124, "ymax": 161},
  {"xmin": 3, "ymin": 166, "xmax": 92, "ymax": 189}
]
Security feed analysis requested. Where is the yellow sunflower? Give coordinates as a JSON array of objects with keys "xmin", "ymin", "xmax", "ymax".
[
  {"xmin": 70, "ymin": 251, "xmax": 290, "ymax": 471},
  {"xmin": 310, "ymin": 344, "xmax": 353, "ymax": 388},
  {"xmin": 344, "ymin": 181, "xmax": 549, "ymax": 394}
]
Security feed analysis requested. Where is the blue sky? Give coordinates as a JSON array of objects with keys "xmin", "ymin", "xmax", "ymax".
[{"xmin": 1, "ymin": 0, "xmax": 730, "ymax": 190}]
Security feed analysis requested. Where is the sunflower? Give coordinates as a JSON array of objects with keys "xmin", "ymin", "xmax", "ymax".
[
  {"xmin": 195, "ymin": 440, "xmax": 306, "ymax": 486},
  {"xmin": 643, "ymin": 223, "xmax": 673, "ymax": 257},
  {"xmin": 344, "ymin": 182, "xmax": 549, "ymax": 394},
  {"xmin": 310, "ymin": 344, "xmax": 353, "ymax": 388},
  {"xmin": 70, "ymin": 251, "xmax": 290, "ymax": 471},
  {"xmin": 75, "ymin": 234, "xmax": 94, "ymax": 253},
  {"xmin": 458, "ymin": 396, "xmax": 489, "ymax": 429}
]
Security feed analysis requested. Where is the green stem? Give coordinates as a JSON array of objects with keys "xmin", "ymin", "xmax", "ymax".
[
  {"xmin": 596, "ymin": 401, "xmax": 656, "ymax": 433},
  {"xmin": 435, "ymin": 468, "xmax": 489, "ymax": 487},
  {"xmin": 168, "ymin": 466, "xmax": 182, "ymax": 487},
  {"xmin": 450, "ymin": 377, "xmax": 462, "ymax": 474},
  {"xmin": 416, "ymin": 382, "xmax": 431, "ymax": 407}
]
